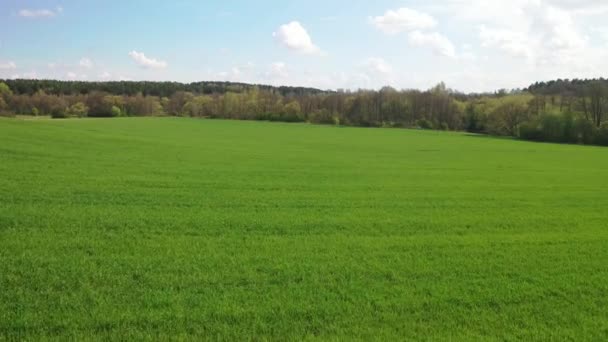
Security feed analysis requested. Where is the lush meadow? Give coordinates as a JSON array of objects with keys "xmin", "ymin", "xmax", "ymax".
[{"xmin": 1, "ymin": 117, "xmax": 607, "ymax": 340}]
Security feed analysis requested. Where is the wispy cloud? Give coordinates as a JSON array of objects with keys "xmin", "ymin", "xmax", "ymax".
[
  {"xmin": 79, "ymin": 58, "xmax": 93, "ymax": 69},
  {"xmin": 408, "ymin": 31, "xmax": 456, "ymax": 58},
  {"xmin": 18, "ymin": 7, "xmax": 62, "ymax": 18},
  {"xmin": 370, "ymin": 8, "xmax": 436, "ymax": 34},
  {"xmin": 0, "ymin": 61, "xmax": 17, "ymax": 70},
  {"xmin": 128, "ymin": 51, "xmax": 167, "ymax": 69}
]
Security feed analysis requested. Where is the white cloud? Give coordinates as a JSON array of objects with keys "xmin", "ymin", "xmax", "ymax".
[
  {"xmin": 273, "ymin": 21, "xmax": 323, "ymax": 55},
  {"xmin": 442, "ymin": 0, "xmax": 593, "ymax": 57},
  {"xmin": 423, "ymin": 0, "xmax": 608, "ymax": 90},
  {"xmin": 0, "ymin": 61, "xmax": 17, "ymax": 70},
  {"xmin": 355, "ymin": 58, "xmax": 396, "ymax": 89},
  {"xmin": 370, "ymin": 7, "xmax": 455, "ymax": 58},
  {"xmin": 79, "ymin": 58, "xmax": 93, "ymax": 68},
  {"xmin": 540, "ymin": 5, "xmax": 588, "ymax": 51},
  {"xmin": 216, "ymin": 62, "xmax": 257, "ymax": 82},
  {"xmin": 99, "ymin": 71, "xmax": 111, "ymax": 80},
  {"xmin": 473, "ymin": 1, "xmax": 591, "ymax": 67},
  {"xmin": 21, "ymin": 71, "xmax": 38, "ymax": 79},
  {"xmin": 479, "ymin": 25, "xmax": 534, "ymax": 60},
  {"xmin": 270, "ymin": 62, "xmax": 288, "ymax": 78},
  {"xmin": 408, "ymin": 31, "xmax": 457, "ymax": 58},
  {"xmin": 66, "ymin": 72, "xmax": 87, "ymax": 80},
  {"xmin": 592, "ymin": 27, "xmax": 608, "ymax": 42},
  {"xmin": 547, "ymin": 0, "xmax": 608, "ymax": 14},
  {"xmin": 371, "ymin": 8, "xmax": 437, "ymax": 34},
  {"xmin": 18, "ymin": 7, "xmax": 61, "ymax": 18},
  {"xmin": 363, "ymin": 58, "xmax": 393, "ymax": 75},
  {"xmin": 459, "ymin": 45, "xmax": 478, "ymax": 62},
  {"xmin": 128, "ymin": 51, "xmax": 167, "ymax": 69}
]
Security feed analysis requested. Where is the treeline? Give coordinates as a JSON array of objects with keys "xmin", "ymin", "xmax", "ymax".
[
  {"xmin": 1, "ymin": 78, "xmax": 607, "ymax": 146},
  {"xmin": 0, "ymin": 79, "xmax": 326, "ymax": 98}
]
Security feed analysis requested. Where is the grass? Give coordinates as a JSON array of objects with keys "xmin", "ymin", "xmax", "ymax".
[{"xmin": 1, "ymin": 117, "xmax": 608, "ymax": 340}]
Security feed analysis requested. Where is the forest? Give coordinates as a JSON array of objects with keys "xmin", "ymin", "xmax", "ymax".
[{"xmin": 1, "ymin": 78, "xmax": 607, "ymax": 146}]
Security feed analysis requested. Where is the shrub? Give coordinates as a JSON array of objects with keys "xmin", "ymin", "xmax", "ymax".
[
  {"xmin": 575, "ymin": 118, "xmax": 595, "ymax": 145},
  {"xmin": 281, "ymin": 113, "xmax": 305, "ymax": 123},
  {"xmin": 539, "ymin": 114, "xmax": 564, "ymax": 142},
  {"xmin": 49, "ymin": 98, "xmax": 68, "ymax": 118},
  {"xmin": 561, "ymin": 113, "xmax": 577, "ymax": 144},
  {"xmin": 355, "ymin": 120, "xmax": 381, "ymax": 128},
  {"xmin": 416, "ymin": 119, "xmax": 433, "ymax": 130},
  {"xmin": 0, "ymin": 97, "xmax": 7, "ymax": 113},
  {"xmin": 518, "ymin": 115, "xmax": 608, "ymax": 146},
  {"xmin": 0, "ymin": 82, "xmax": 12, "ymax": 99},
  {"xmin": 111, "ymin": 105, "xmax": 123, "ymax": 117},
  {"xmin": 519, "ymin": 114, "xmax": 596, "ymax": 145},
  {"xmin": 464, "ymin": 103, "xmax": 486, "ymax": 133},
  {"xmin": 518, "ymin": 120, "xmax": 542, "ymax": 141},
  {"xmin": 51, "ymin": 109, "xmax": 67, "ymax": 118},
  {"xmin": 67, "ymin": 102, "xmax": 89, "ymax": 117},
  {"xmin": 594, "ymin": 123, "xmax": 608, "ymax": 146},
  {"xmin": 0, "ymin": 96, "xmax": 13, "ymax": 117},
  {"xmin": 309, "ymin": 109, "xmax": 335, "ymax": 125},
  {"xmin": 384, "ymin": 121, "xmax": 405, "ymax": 128},
  {"xmin": 282, "ymin": 101, "xmax": 304, "ymax": 122},
  {"xmin": 87, "ymin": 91, "xmax": 113, "ymax": 117}
]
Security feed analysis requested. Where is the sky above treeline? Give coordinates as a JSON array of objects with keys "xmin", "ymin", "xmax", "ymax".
[{"xmin": 1, "ymin": 0, "xmax": 608, "ymax": 92}]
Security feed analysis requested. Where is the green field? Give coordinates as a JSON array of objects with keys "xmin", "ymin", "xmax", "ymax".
[{"xmin": 1, "ymin": 117, "xmax": 608, "ymax": 340}]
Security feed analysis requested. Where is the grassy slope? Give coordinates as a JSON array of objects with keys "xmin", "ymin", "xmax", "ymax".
[{"xmin": 1, "ymin": 117, "xmax": 607, "ymax": 340}]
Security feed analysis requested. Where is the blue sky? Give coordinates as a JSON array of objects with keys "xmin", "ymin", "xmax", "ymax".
[{"xmin": 1, "ymin": 0, "xmax": 608, "ymax": 92}]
